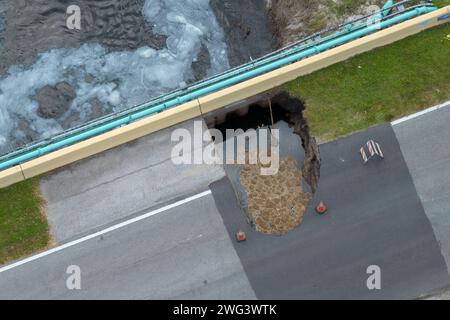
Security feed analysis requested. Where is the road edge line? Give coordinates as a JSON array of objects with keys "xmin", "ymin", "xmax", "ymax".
[
  {"xmin": 392, "ymin": 100, "xmax": 450, "ymax": 126},
  {"xmin": 0, "ymin": 190, "xmax": 212, "ymax": 274}
]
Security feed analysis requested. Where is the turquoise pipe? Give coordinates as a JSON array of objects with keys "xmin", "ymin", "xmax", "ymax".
[
  {"xmin": 0, "ymin": 1, "xmax": 428, "ymax": 161},
  {"xmin": 0, "ymin": 5, "xmax": 437, "ymax": 171},
  {"xmin": 382, "ymin": 0, "xmax": 395, "ymax": 16},
  {"xmin": 0, "ymin": 0, "xmax": 416, "ymax": 154}
]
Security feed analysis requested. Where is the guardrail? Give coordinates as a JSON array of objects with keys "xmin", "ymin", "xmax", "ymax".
[
  {"xmin": 0, "ymin": 2, "xmax": 449, "ymax": 188},
  {"xmin": 0, "ymin": 0, "xmax": 436, "ymax": 169}
]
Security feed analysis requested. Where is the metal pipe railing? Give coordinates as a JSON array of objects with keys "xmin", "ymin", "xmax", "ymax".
[{"xmin": 0, "ymin": 1, "xmax": 438, "ymax": 171}]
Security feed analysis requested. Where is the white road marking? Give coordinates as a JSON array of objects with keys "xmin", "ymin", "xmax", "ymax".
[
  {"xmin": 392, "ymin": 100, "xmax": 450, "ymax": 126},
  {"xmin": 0, "ymin": 190, "xmax": 212, "ymax": 274}
]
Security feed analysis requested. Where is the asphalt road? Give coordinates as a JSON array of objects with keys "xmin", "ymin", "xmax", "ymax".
[
  {"xmin": 0, "ymin": 193, "xmax": 255, "ymax": 299},
  {"xmin": 212, "ymin": 124, "xmax": 450, "ymax": 299},
  {"xmin": 2, "ymin": 108, "xmax": 450, "ymax": 299},
  {"xmin": 393, "ymin": 102, "xmax": 450, "ymax": 273},
  {"xmin": 40, "ymin": 118, "xmax": 225, "ymax": 242}
]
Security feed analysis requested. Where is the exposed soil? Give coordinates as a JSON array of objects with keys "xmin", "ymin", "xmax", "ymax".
[
  {"xmin": 268, "ymin": 0, "xmax": 386, "ymax": 46},
  {"xmin": 271, "ymin": 91, "xmax": 321, "ymax": 194},
  {"xmin": 210, "ymin": 90, "xmax": 321, "ymax": 195},
  {"xmin": 210, "ymin": 0, "xmax": 277, "ymax": 67},
  {"xmin": 211, "ymin": 90, "xmax": 321, "ymax": 234},
  {"xmin": 240, "ymin": 156, "xmax": 311, "ymax": 235}
]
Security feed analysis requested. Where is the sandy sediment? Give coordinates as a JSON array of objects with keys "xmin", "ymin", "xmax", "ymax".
[{"xmin": 240, "ymin": 156, "xmax": 311, "ymax": 235}]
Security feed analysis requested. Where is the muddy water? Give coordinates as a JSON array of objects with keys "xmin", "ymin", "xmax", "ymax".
[
  {"xmin": 0, "ymin": 0, "xmax": 276, "ymax": 155},
  {"xmin": 0, "ymin": 0, "xmax": 166, "ymax": 75},
  {"xmin": 0, "ymin": 0, "xmax": 276, "ymax": 156}
]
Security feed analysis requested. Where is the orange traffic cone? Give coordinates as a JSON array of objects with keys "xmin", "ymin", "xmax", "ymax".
[
  {"xmin": 316, "ymin": 201, "xmax": 327, "ymax": 214},
  {"xmin": 236, "ymin": 230, "xmax": 246, "ymax": 242}
]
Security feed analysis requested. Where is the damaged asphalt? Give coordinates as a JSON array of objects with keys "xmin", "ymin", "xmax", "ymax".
[
  {"xmin": 2, "ymin": 103, "xmax": 450, "ymax": 299},
  {"xmin": 211, "ymin": 123, "xmax": 450, "ymax": 299}
]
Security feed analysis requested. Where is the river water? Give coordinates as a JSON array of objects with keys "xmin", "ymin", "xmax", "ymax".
[{"xmin": 0, "ymin": 0, "xmax": 275, "ymax": 155}]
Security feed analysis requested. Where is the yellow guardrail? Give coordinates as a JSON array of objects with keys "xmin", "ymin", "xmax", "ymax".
[{"xmin": 0, "ymin": 6, "xmax": 449, "ymax": 189}]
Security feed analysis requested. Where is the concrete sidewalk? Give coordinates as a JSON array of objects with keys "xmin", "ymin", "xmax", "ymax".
[{"xmin": 40, "ymin": 118, "xmax": 225, "ymax": 242}]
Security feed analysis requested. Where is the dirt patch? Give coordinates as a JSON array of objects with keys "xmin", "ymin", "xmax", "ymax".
[
  {"xmin": 211, "ymin": 90, "xmax": 320, "ymax": 234},
  {"xmin": 208, "ymin": 90, "xmax": 321, "ymax": 194},
  {"xmin": 271, "ymin": 91, "xmax": 321, "ymax": 194},
  {"xmin": 268, "ymin": 0, "xmax": 386, "ymax": 47},
  {"xmin": 240, "ymin": 156, "xmax": 311, "ymax": 235}
]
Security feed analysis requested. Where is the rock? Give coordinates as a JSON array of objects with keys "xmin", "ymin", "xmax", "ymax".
[
  {"xmin": 34, "ymin": 82, "xmax": 76, "ymax": 119},
  {"xmin": 240, "ymin": 156, "xmax": 311, "ymax": 235},
  {"xmin": 62, "ymin": 112, "xmax": 81, "ymax": 130},
  {"xmin": 89, "ymin": 97, "xmax": 108, "ymax": 119},
  {"xmin": 191, "ymin": 43, "xmax": 211, "ymax": 82},
  {"xmin": 17, "ymin": 118, "xmax": 39, "ymax": 142},
  {"xmin": 84, "ymin": 74, "xmax": 95, "ymax": 83}
]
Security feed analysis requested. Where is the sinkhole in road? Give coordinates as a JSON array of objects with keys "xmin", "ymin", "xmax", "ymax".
[{"xmin": 204, "ymin": 90, "xmax": 321, "ymax": 235}]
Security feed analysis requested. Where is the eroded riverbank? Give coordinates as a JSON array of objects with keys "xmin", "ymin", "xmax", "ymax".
[
  {"xmin": 268, "ymin": 0, "xmax": 385, "ymax": 46},
  {"xmin": 210, "ymin": 0, "xmax": 277, "ymax": 67},
  {"xmin": 0, "ymin": 0, "xmax": 229, "ymax": 154}
]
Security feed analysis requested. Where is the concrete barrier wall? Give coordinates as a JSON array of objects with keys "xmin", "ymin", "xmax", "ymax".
[
  {"xmin": 0, "ymin": 166, "xmax": 24, "ymax": 188},
  {"xmin": 0, "ymin": 100, "xmax": 201, "ymax": 188},
  {"xmin": 199, "ymin": 6, "xmax": 450, "ymax": 113},
  {"xmin": 0, "ymin": 6, "xmax": 448, "ymax": 189}
]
